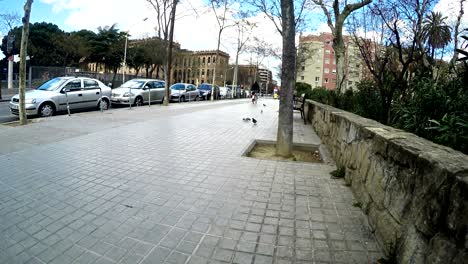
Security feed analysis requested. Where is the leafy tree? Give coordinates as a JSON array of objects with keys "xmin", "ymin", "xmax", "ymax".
[
  {"xmin": 1, "ymin": 22, "xmax": 66, "ymax": 66},
  {"xmin": 127, "ymin": 45, "xmax": 146, "ymax": 76},
  {"xmin": 423, "ymin": 11, "xmax": 452, "ymax": 60},
  {"xmin": 91, "ymin": 24, "xmax": 125, "ymax": 81}
]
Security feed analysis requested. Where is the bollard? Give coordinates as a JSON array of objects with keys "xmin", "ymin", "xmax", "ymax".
[
  {"xmin": 64, "ymin": 89, "xmax": 71, "ymax": 116},
  {"xmin": 148, "ymin": 87, "xmax": 151, "ymax": 107},
  {"xmin": 99, "ymin": 87, "xmax": 103, "ymax": 113}
]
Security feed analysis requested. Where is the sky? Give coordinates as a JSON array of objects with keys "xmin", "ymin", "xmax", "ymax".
[{"xmin": 0, "ymin": 0, "xmax": 466, "ymax": 79}]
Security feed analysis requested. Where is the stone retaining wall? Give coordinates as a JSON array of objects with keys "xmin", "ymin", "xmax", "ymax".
[{"xmin": 306, "ymin": 100, "xmax": 468, "ymax": 263}]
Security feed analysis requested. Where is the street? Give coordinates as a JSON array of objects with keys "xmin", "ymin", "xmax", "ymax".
[{"xmin": 0, "ymin": 101, "xmax": 17, "ymax": 123}]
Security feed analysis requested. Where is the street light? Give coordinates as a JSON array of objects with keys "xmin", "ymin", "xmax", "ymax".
[
  {"xmin": 122, "ymin": 17, "xmax": 148, "ymax": 110},
  {"xmin": 122, "ymin": 17, "xmax": 148, "ymax": 84}
]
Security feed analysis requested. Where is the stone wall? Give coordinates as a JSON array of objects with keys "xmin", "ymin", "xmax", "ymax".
[{"xmin": 306, "ymin": 100, "xmax": 468, "ymax": 263}]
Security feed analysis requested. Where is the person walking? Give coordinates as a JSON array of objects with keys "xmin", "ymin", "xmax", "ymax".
[{"xmin": 251, "ymin": 82, "xmax": 260, "ymax": 104}]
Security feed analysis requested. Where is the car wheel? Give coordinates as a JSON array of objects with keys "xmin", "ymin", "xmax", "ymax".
[
  {"xmin": 38, "ymin": 103, "xmax": 55, "ymax": 117},
  {"xmin": 195, "ymin": 95, "xmax": 200, "ymax": 101},
  {"xmin": 179, "ymin": 96, "xmax": 185, "ymax": 103},
  {"xmin": 98, "ymin": 98, "xmax": 109, "ymax": 110},
  {"xmin": 135, "ymin": 96, "xmax": 143, "ymax": 106}
]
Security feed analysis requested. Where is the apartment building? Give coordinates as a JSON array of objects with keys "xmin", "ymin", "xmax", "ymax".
[{"xmin": 296, "ymin": 32, "xmax": 365, "ymax": 91}]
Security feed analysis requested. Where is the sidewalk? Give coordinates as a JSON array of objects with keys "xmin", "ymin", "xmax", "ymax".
[{"xmin": 0, "ymin": 99, "xmax": 383, "ymax": 264}]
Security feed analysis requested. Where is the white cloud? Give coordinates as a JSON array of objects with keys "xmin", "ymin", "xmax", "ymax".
[{"xmin": 433, "ymin": 0, "xmax": 468, "ymax": 26}]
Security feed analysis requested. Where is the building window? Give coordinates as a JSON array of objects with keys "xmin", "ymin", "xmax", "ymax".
[
  {"xmin": 315, "ymin": 77, "xmax": 320, "ymax": 82},
  {"xmin": 332, "ymin": 69, "xmax": 336, "ymax": 74},
  {"xmin": 324, "ymin": 68, "xmax": 329, "ymax": 74},
  {"xmin": 324, "ymin": 78, "xmax": 329, "ymax": 83},
  {"xmin": 301, "ymin": 66, "xmax": 305, "ymax": 71},
  {"xmin": 325, "ymin": 58, "xmax": 330, "ymax": 64},
  {"xmin": 202, "ymin": 57, "xmax": 206, "ymax": 64},
  {"xmin": 207, "ymin": 69, "xmax": 210, "ymax": 77},
  {"xmin": 332, "ymin": 79, "xmax": 336, "ymax": 84},
  {"xmin": 208, "ymin": 57, "xmax": 211, "ymax": 64},
  {"xmin": 325, "ymin": 50, "xmax": 331, "ymax": 54},
  {"xmin": 326, "ymin": 40, "xmax": 331, "ymax": 45},
  {"xmin": 301, "ymin": 76, "xmax": 304, "ymax": 80},
  {"xmin": 213, "ymin": 57, "xmax": 216, "ymax": 63},
  {"xmin": 202, "ymin": 69, "xmax": 205, "ymax": 76},
  {"xmin": 348, "ymin": 81, "xmax": 353, "ymax": 85}
]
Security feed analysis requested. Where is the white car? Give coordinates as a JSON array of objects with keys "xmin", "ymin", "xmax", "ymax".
[{"xmin": 9, "ymin": 77, "xmax": 111, "ymax": 117}]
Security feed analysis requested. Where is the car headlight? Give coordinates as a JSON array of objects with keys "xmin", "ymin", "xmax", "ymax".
[
  {"xmin": 25, "ymin": 98, "xmax": 36, "ymax": 104},
  {"xmin": 123, "ymin": 92, "xmax": 134, "ymax": 97}
]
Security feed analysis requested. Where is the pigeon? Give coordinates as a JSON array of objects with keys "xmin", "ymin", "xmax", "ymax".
[
  {"xmin": 252, "ymin": 118, "xmax": 257, "ymax": 124},
  {"xmin": 261, "ymin": 110, "xmax": 263, "ymax": 114},
  {"xmin": 243, "ymin": 117, "xmax": 251, "ymax": 121},
  {"xmin": 263, "ymin": 104, "xmax": 267, "ymax": 107}
]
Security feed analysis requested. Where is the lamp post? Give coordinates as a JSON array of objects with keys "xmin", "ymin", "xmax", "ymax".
[
  {"xmin": 122, "ymin": 17, "xmax": 148, "ymax": 110},
  {"xmin": 122, "ymin": 17, "xmax": 148, "ymax": 84}
]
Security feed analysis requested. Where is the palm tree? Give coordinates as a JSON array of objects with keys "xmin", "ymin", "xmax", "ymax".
[{"xmin": 423, "ymin": 12, "xmax": 452, "ymax": 60}]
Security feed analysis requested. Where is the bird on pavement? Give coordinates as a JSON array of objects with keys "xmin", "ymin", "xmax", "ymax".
[
  {"xmin": 261, "ymin": 110, "xmax": 263, "ymax": 114},
  {"xmin": 252, "ymin": 118, "xmax": 257, "ymax": 124},
  {"xmin": 263, "ymin": 103, "xmax": 266, "ymax": 107},
  {"xmin": 243, "ymin": 117, "xmax": 251, "ymax": 121}
]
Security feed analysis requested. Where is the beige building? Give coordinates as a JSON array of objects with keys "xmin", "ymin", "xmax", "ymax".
[
  {"xmin": 173, "ymin": 50, "xmax": 230, "ymax": 86},
  {"xmin": 296, "ymin": 32, "xmax": 365, "ymax": 91}
]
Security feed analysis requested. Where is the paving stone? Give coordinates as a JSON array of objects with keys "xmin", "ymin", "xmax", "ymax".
[{"xmin": 233, "ymin": 252, "xmax": 254, "ymax": 264}]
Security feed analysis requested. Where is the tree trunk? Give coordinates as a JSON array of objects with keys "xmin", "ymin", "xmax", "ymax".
[
  {"xmin": 276, "ymin": 0, "xmax": 295, "ymax": 158},
  {"xmin": 19, "ymin": 0, "xmax": 33, "ymax": 125},
  {"xmin": 333, "ymin": 30, "xmax": 347, "ymax": 93},
  {"xmin": 163, "ymin": 0, "xmax": 178, "ymax": 106},
  {"xmin": 156, "ymin": 64, "xmax": 160, "ymax": 79}
]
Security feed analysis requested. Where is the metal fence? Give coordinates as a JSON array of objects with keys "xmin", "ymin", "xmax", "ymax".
[{"xmin": 0, "ymin": 66, "xmax": 142, "ymax": 89}]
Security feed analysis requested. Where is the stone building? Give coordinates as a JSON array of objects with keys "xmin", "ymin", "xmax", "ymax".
[
  {"xmin": 172, "ymin": 50, "xmax": 230, "ymax": 86},
  {"xmin": 296, "ymin": 32, "xmax": 366, "ymax": 91}
]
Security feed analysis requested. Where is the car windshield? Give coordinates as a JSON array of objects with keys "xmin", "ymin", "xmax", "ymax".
[
  {"xmin": 36, "ymin": 78, "xmax": 67, "ymax": 91},
  {"xmin": 198, "ymin": 84, "xmax": 211, "ymax": 90},
  {"xmin": 120, "ymin": 80, "xmax": 145, "ymax": 88},
  {"xmin": 170, "ymin": 84, "xmax": 186, "ymax": 90}
]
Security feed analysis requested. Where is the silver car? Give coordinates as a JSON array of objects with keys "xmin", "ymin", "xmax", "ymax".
[
  {"xmin": 219, "ymin": 86, "xmax": 233, "ymax": 99},
  {"xmin": 111, "ymin": 79, "xmax": 165, "ymax": 106},
  {"xmin": 9, "ymin": 77, "xmax": 111, "ymax": 117},
  {"xmin": 170, "ymin": 83, "xmax": 200, "ymax": 102}
]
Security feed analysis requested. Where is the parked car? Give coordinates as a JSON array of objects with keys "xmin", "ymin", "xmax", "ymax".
[
  {"xmin": 111, "ymin": 79, "xmax": 165, "ymax": 106},
  {"xmin": 197, "ymin": 83, "xmax": 220, "ymax": 100},
  {"xmin": 170, "ymin": 83, "xmax": 200, "ymax": 102},
  {"xmin": 226, "ymin": 85, "xmax": 243, "ymax": 98},
  {"xmin": 9, "ymin": 76, "xmax": 111, "ymax": 117},
  {"xmin": 219, "ymin": 86, "xmax": 232, "ymax": 99}
]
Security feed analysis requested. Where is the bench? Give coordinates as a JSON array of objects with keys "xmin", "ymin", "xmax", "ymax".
[{"xmin": 293, "ymin": 93, "xmax": 306, "ymax": 124}]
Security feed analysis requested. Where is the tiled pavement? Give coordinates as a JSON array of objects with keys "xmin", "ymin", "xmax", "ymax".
[{"xmin": 0, "ymin": 99, "xmax": 383, "ymax": 264}]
